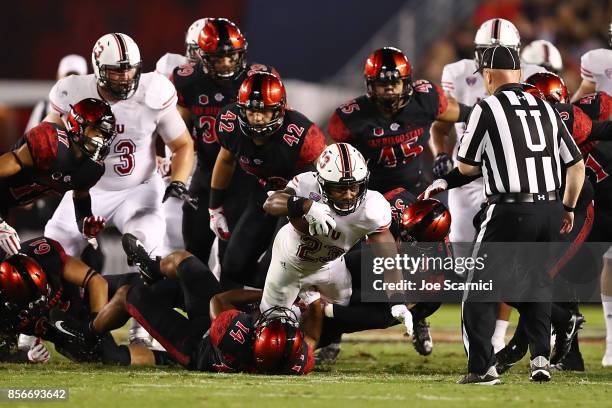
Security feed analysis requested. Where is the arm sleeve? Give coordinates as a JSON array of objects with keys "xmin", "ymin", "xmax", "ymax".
[
  {"xmin": 433, "ymin": 84, "xmax": 449, "ymax": 118},
  {"xmin": 297, "ymin": 125, "xmax": 326, "ymax": 166},
  {"xmin": 456, "ymin": 103, "xmax": 487, "ymax": 165},
  {"xmin": 24, "ymin": 122, "xmax": 58, "ymax": 171},
  {"xmin": 570, "ymin": 106, "xmax": 593, "ymax": 145},
  {"xmin": 557, "ymin": 111, "xmax": 583, "ymax": 166},
  {"xmin": 580, "ymin": 52, "xmax": 596, "ymax": 82},
  {"xmin": 156, "ymin": 107, "xmax": 188, "ymax": 144},
  {"xmin": 327, "ymin": 111, "xmax": 353, "ymax": 142}
]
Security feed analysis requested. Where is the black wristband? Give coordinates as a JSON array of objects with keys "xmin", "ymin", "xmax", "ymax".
[
  {"xmin": 209, "ymin": 187, "xmax": 226, "ymax": 209},
  {"xmin": 442, "ymin": 167, "xmax": 480, "ymax": 189},
  {"xmin": 287, "ymin": 196, "xmax": 307, "ymax": 218},
  {"xmin": 73, "ymin": 194, "xmax": 93, "ymax": 232},
  {"xmin": 563, "ymin": 204, "xmax": 575, "ymax": 212}
]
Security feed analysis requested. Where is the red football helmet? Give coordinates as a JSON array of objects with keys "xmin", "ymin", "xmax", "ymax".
[
  {"xmin": 0, "ymin": 255, "xmax": 50, "ymax": 330},
  {"xmin": 237, "ymin": 72, "xmax": 286, "ymax": 140},
  {"xmin": 66, "ymin": 98, "xmax": 117, "ymax": 162},
  {"xmin": 522, "ymin": 83, "xmax": 545, "ymax": 99},
  {"xmin": 525, "ymin": 72, "xmax": 569, "ymax": 104},
  {"xmin": 399, "ymin": 199, "xmax": 451, "ymax": 242},
  {"xmin": 197, "ymin": 18, "xmax": 247, "ymax": 80},
  {"xmin": 253, "ymin": 307, "xmax": 305, "ymax": 374},
  {"xmin": 364, "ymin": 47, "xmax": 413, "ymax": 114}
]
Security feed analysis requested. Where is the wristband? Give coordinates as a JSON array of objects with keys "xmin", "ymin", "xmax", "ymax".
[
  {"xmin": 442, "ymin": 167, "xmax": 480, "ymax": 189},
  {"xmin": 287, "ymin": 196, "xmax": 307, "ymax": 218},
  {"xmin": 563, "ymin": 204, "xmax": 575, "ymax": 213}
]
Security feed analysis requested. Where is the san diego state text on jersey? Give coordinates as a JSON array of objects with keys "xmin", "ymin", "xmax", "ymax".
[
  {"xmin": 1, "ymin": 122, "xmax": 104, "ymax": 213},
  {"xmin": 328, "ymin": 80, "xmax": 448, "ymax": 192},
  {"xmin": 215, "ymin": 103, "xmax": 325, "ymax": 190}
]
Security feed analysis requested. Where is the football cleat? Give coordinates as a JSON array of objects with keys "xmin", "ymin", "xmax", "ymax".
[
  {"xmin": 550, "ymin": 313, "xmax": 585, "ymax": 365},
  {"xmin": 495, "ymin": 340, "xmax": 528, "ymax": 374},
  {"xmin": 552, "ymin": 348, "xmax": 585, "ymax": 371},
  {"xmin": 121, "ymin": 233, "xmax": 163, "ymax": 285},
  {"xmin": 412, "ymin": 319, "xmax": 433, "ymax": 356},
  {"xmin": 315, "ymin": 344, "xmax": 341, "ymax": 365},
  {"xmin": 529, "ymin": 356, "xmax": 551, "ymax": 382},
  {"xmin": 457, "ymin": 366, "xmax": 500, "ymax": 385}
]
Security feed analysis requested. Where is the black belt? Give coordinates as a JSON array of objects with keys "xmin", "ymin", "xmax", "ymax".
[{"xmin": 487, "ymin": 191, "xmax": 559, "ymax": 204}]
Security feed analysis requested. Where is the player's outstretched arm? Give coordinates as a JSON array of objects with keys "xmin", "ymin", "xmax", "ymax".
[
  {"xmin": 209, "ymin": 289, "xmax": 263, "ymax": 319},
  {"xmin": 262, "ymin": 187, "xmax": 297, "ymax": 216},
  {"xmin": 571, "ymin": 79, "xmax": 596, "ymax": 103},
  {"xmin": 62, "ymin": 255, "xmax": 109, "ymax": 315}
]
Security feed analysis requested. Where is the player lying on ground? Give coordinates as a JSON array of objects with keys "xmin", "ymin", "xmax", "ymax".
[{"xmin": 53, "ymin": 244, "xmax": 318, "ymax": 374}]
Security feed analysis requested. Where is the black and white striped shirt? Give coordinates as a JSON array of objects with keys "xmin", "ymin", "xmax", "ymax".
[{"xmin": 457, "ymin": 83, "xmax": 582, "ymax": 195}]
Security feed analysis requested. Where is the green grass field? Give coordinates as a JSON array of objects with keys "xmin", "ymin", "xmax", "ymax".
[{"xmin": 2, "ymin": 304, "xmax": 611, "ymax": 408}]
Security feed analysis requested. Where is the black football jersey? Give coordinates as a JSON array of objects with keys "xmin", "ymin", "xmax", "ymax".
[
  {"xmin": 573, "ymin": 91, "xmax": 611, "ymax": 122},
  {"xmin": 382, "ymin": 187, "xmax": 417, "ymax": 240},
  {"xmin": 12, "ymin": 237, "xmax": 82, "ymax": 337},
  {"xmin": 329, "ymin": 80, "xmax": 448, "ymax": 193},
  {"xmin": 171, "ymin": 62, "xmax": 278, "ymax": 172},
  {"xmin": 215, "ymin": 103, "xmax": 325, "ymax": 191},
  {"xmin": 1, "ymin": 122, "xmax": 104, "ymax": 215}
]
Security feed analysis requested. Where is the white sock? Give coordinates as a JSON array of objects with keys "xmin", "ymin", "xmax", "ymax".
[
  {"xmin": 491, "ymin": 320, "xmax": 509, "ymax": 351},
  {"xmin": 602, "ymin": 294, "xmax": 612, "ymax": 351}
]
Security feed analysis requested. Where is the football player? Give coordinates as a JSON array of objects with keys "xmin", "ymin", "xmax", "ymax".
[
  {"xmin": 571, "ymin": 22, "xmax": 612, "ymax": 102},
  {"xmin": 72, "ymin": 238, "xmax": 317, "ymax": 374},
  {"xmin": 430, "ymin": 18, "xmax": 548, "ymax": 352},
  {"xmin": 172, "ymin": 18, "xmax": 273, "ymax": 265},
  {"xmin": 209, "ymin": 71, "xmax": 326, "ymax": 288},
  {"xmin": 41, "ymin": 33, "xmax": 195, "ymax": 344},
  {"xmin": 0, "ymin": 98, "xmax": 115, "ymax": 257},
  {"xmin": 327, "ymin": 47, "xmax": 470, "ymax": 196},
  {"xmin": 154, "ymin": 18, "xmax": 205, "ymax": 78},
  {"xmin": 260, "ymin": 143, "xmax": 414, "ymax": 352},
  {"xmin": 317, "ymin": 194, "xmax": 451, "ymax": 364},
  {"xmin": 0, "ymin": 237, "xmax": 142, "ymax": 363},
  {"xmin": 520, "ymin": 40, "xmax": 563, "ymax": 74}
]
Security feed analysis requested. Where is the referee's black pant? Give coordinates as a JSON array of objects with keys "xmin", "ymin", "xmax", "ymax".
[{"xmin": 462, "ymin": 200, "xmax": 563, "ymax": 375}]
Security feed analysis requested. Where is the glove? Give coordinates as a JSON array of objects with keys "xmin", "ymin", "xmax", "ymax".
[
  {"xmin": 432, "ymin": 153, "xmax": 454, "ymax": 178},
  {"xmin": 156, "ymin": 156, "xmax": 171, "ymax": 178},
  {"xmin": 418, "ymin": 179, "xmax": 448, "ymax": 200},
  {"xmin": 82, "ymin": 216, "xmax": 106, "ymax": 239},
  {"xmin": 304, "ymin": 201, "xmax": 336, "ymax": 236},
  {"xmin": 27, "ymin": 341, "xmax": 50, "ymax": 364},
  {"xmin": 0, "ymin": 220, "xmax": 20, "ymax": 256},
  {"xmin": 163, "ymin": 181, "xmax": 198, "ymax": 210},
  {"xmin": 391, "ymin": 304, "xmax": 414, "ymax": 337},
  {"xmin": 209, "ymin": 207, "xmax": 231, "ymax": 240}
]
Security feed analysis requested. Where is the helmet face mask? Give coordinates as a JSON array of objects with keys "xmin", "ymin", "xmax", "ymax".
[
  {"xmin": 197, "ymin": 18, "xmax": 247, "ymax": 80},
  {"xmin": 316, "ymin": 143, "xmax": 370, "ymax": 216},
  {"xmin": 364, "ymin": 47, "xmax": 413, "ymax": 115},
  {"xmin": 237, "ymin": 72, "xmax": 286, "ymax": 140},
  {"xmin": 92, "ymin": 33, "xmax": 142, "ymax": 100},
  {"xmin": 67, "ymin": 98, "xmax": 117, "ymax": 162}
]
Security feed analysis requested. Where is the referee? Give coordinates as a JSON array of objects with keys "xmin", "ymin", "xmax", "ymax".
[{"xmin": 422, "ymin": 45, "xmax": 585, "ymax": 384}]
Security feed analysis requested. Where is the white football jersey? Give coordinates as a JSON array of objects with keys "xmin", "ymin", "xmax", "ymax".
[
  {"xmin": 441, "ymin": 59, "xmax": 546, "ymax": 157},
  {"xmin": 580, "ymin": 48, "xmax": 612, "ymax": 94},
  {"xmin": 155, "ymin": 52, "xmax": 189, "ymax": 79},
  {"xmin": 277, "ymin": 171, "xmax": 392, "ymax": 274},
  {"xmin": 49, "ymin": 72, "xmax": 179, "ymax": 190}
]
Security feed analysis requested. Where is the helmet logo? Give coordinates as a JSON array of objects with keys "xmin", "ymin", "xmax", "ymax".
[
  {"xmin": 94, "ymin": 43, "xmax": 104, "ymax": 60},
  {"xmin": 309, "ymin": 192, "xmax": 321, "ymax": 202},
  {"xmin": 466, "ymin": 76, "xmax": 477, "ymax": 86},
  {"xmin": 373, "ymin": 127, "xmax": 384, "ymax": 136},
  {"xmin": 390, "ymin": 123, "xmax": 400, "ymax": 131}
]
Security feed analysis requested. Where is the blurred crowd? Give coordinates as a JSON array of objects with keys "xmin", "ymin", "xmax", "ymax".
[{"xmin": 421, "ymin": 0, "xmax": 611, "ymax": 92}]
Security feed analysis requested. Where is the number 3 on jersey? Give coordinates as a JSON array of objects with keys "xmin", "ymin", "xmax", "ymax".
[{"xmin": 114, "ymin": 140, "xmax": 136, "ymax": 176}]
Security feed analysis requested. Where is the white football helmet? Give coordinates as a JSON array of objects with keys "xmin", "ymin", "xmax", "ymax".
[
  {"xmin": 521, "ymin": 40, "xmax": 563, "ymax": 73},
  {"xmin": 92, "ymin": 33, "xmax": 142, "ymax": 100},
  {"xmin": 316, "ymin": 143, "xmax": 369, "ymax": 215},
  {"xmin": 185, "ymin": 18, "xmax": 206, "ymax": 62},
  {"xmin": 474, "ymin": 18, "xmax": 521, "ymax": 65}
]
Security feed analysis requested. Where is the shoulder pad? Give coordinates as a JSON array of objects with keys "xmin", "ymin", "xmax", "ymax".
[
  {"xmin": 49, "ymin": 74, "xmax": 96, "ymax": 115},
  {"xmin": 155, "ymin": 53, "xmax": 188, "ymax": 79},
  {"xmin": 143, "ymin": 72, "xmax": 178, "ymax": 110}
]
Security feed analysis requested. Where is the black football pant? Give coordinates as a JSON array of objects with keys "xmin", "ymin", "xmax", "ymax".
[
  {"xmin": 220, "ymin": 188, "xmax": 286, "ymax": 289},
  {"xmin": 125, "ymin": 256, "xmax": 221, "ymax": 367},
  {"xmin": 182, "ymin": 167, "xmax": 255, "ymax": 264},
  {"xmin": 462, "ymin": 201, "xmax": 562, "ymax": 374}
]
